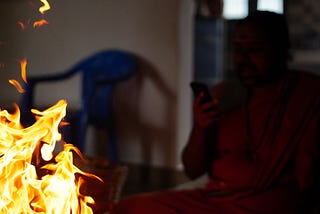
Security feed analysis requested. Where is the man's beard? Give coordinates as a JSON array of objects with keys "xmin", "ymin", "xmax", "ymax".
[
  {"xmin": 236, "ymin": 63, "xmax": 285, "ymax": 87},
  {"xmin": 236, "ymin": 63, "xmax": 261, "ymax": 86}
]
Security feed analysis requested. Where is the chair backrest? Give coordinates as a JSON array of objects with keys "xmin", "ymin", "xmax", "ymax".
[
  {"xmin": 77, "ymin": 50, "xmax": 136, "ymax": 124},
  {"xmin": 20, "ymin": 49, "xmax": 137, "ymax": 162}
]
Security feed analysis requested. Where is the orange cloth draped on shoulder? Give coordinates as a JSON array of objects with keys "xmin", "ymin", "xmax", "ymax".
[{"xmin": 114, "ymin": 71, "xmax": 320, "ymax": 214}]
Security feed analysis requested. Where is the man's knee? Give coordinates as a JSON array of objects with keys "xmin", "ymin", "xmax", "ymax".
[{"xmin": 114, "ymin": 195, "xmax": 151, "ymax": 213}]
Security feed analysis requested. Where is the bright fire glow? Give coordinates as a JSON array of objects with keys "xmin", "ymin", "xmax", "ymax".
[
  {"xmin": 0, "ymin": 100, "xmax": 99, "ymax": 213},
  {"xmin": 39, "ymin": 0, "xmax": 51, "ymax": 14}
]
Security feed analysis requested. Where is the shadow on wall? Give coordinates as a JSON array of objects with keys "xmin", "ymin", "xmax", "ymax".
[{"xmin": 114, "ymin": 54, "xmax": 177, "ymax": 167}]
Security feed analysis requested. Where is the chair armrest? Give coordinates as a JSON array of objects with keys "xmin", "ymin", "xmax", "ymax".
[
  {"xmin": 27, "ymin": 67, "xmax": 78, "ymax": 84},
  {"xmin": 19, "ymin": 67, "xmax": 79, "ymax": 126}
]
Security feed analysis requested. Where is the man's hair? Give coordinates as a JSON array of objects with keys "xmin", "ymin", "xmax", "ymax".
[{"xmin": 239, "ymin": 10, "xmax": 290, "ymax": 60}]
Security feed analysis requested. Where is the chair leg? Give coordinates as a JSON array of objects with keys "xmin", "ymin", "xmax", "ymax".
[
  {"xmin": 76, "ymin": 114, "xmax": 87, "ymax": 153},
  {"xmin": 108, "ymin": 125, "xmax": 118, "ymax": 163}
]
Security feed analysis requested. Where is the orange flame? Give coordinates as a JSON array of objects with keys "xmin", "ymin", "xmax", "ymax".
[
  {"xmin": 20, "ymin": 58, "xmax": 27, "ymax": 83},
  {"xmin": 39, "ymin": 0, "xmax": 51, "ymax": 14},
  {"xmin": 9, "ymin": 59, "xmax": 28, "ymax": 93},
  {"xmin": 0, "ymin": 100, "xmax": 97, "ymax": 213},
  {"xmin": 9, "ymin": 79, "xmax": 25, "ymax": 93},
  {"xmin": 33, "ymin": 19, "xmax": 49, "ymax": 28}
]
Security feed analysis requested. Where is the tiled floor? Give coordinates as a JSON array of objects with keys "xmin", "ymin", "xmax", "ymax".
[{"xmin": 121, "ymin": 163, "xmax": 189, "ymax": 197}]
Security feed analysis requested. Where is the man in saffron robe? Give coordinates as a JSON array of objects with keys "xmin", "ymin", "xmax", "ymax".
[{"xmin": 114, "ymin": 11, "xmax": 320, "ymax": 214}]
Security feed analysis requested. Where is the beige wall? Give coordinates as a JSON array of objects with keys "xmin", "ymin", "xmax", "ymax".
[{"xmin": 0, "ymin": 0, "xmax": 194, "ymax": 168}]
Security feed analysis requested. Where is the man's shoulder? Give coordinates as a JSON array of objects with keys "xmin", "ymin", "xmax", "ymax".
[
  {"xmin": 291, "ymin": 69, "xmax": 320, "ymax": 79},
  {"xmin": 290, "ymin": 71, "xmax": 320, "ymax": 105},
  {"xmin": 293, "ymin": 70, "xmax": 320, "ymax": 91}
]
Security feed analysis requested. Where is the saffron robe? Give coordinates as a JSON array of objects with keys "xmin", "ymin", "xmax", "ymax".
[{"xmin": 114, "ymin": 71, "xmax": 320, "ymax": 214}]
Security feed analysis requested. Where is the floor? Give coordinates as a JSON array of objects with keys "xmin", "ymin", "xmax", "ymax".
[
  {"xmin": 121, "ymin": 163, "xmax": 190, "ymax": 197},
  {"xmin": 73, "ymin": 154, "xmax": 190, "ymax": 201}
]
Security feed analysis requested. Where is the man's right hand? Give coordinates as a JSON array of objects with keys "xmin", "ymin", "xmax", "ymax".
[{"xmin": 193, "ymin": 92, "xmax": 221, "ymax": 128}]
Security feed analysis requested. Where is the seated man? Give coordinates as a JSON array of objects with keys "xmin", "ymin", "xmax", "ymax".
[{"xmin": 114, "ymin": 11, "xmax": 320, "ymax": 214}]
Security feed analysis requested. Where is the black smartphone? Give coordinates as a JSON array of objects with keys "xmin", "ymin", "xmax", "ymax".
[{"xmin": 190, "ymin": 82, "xmax": 213, "ymax": 104}]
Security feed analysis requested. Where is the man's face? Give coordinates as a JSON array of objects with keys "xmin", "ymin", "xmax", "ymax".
[{"xmin": 233, "ymin": 22, "xmax": 276, "ymax": 86}]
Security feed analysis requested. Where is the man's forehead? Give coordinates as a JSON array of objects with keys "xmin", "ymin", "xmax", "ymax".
[
  {"xmin": 233, "ymin": 37, "xmax": 267, "ymax": 43},
  {"xmin": 234, "ymin": 24, "xmax": 269, "ymax": 43}
]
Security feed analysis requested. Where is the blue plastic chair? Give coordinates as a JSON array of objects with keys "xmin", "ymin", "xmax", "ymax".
[{"xmin": 20, "ymin": 49, "xmax": 137, "ymax": 163}]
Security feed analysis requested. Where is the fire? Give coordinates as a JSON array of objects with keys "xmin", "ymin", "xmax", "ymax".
[
  {"xmin": 0, "ymin": 100, "xmax": 100, "ymax": 213},
  {"xmin": 8, "ymin": 79, "xmax": 25, "ymax": 93},
  {"xmin": 8, "ymin": 59, "xmax": 28, "ymax": 93},
  {"xmin": 39, "ymin": 0, "xmax": 51, "ymax": 14},
  {"xmin": 18, "ymin": 0, "xmax": 51, "ymax": 29},
  {"xmin": 33, "ymin": 19, "xmax": 49, "ymax": 28},
  {"xmin": 2, "ymin": 1, "xmax": 108, "ymax": 212},
  {"xmin": 20, "ymin": 58, "xmax": 28, "ymax": 83},
  {"xmin": 34, "ymin": 0, "xmax": 50, "ymax": 28}
]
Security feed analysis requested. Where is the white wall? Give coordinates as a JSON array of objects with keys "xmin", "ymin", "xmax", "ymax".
[
  {"xmin": 0, "ymin": 0, "xmax": 194, "ymax": 168},
  {"xmin": 176, "ymin": 0, "xmax": 194, "ymax": 170}
]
